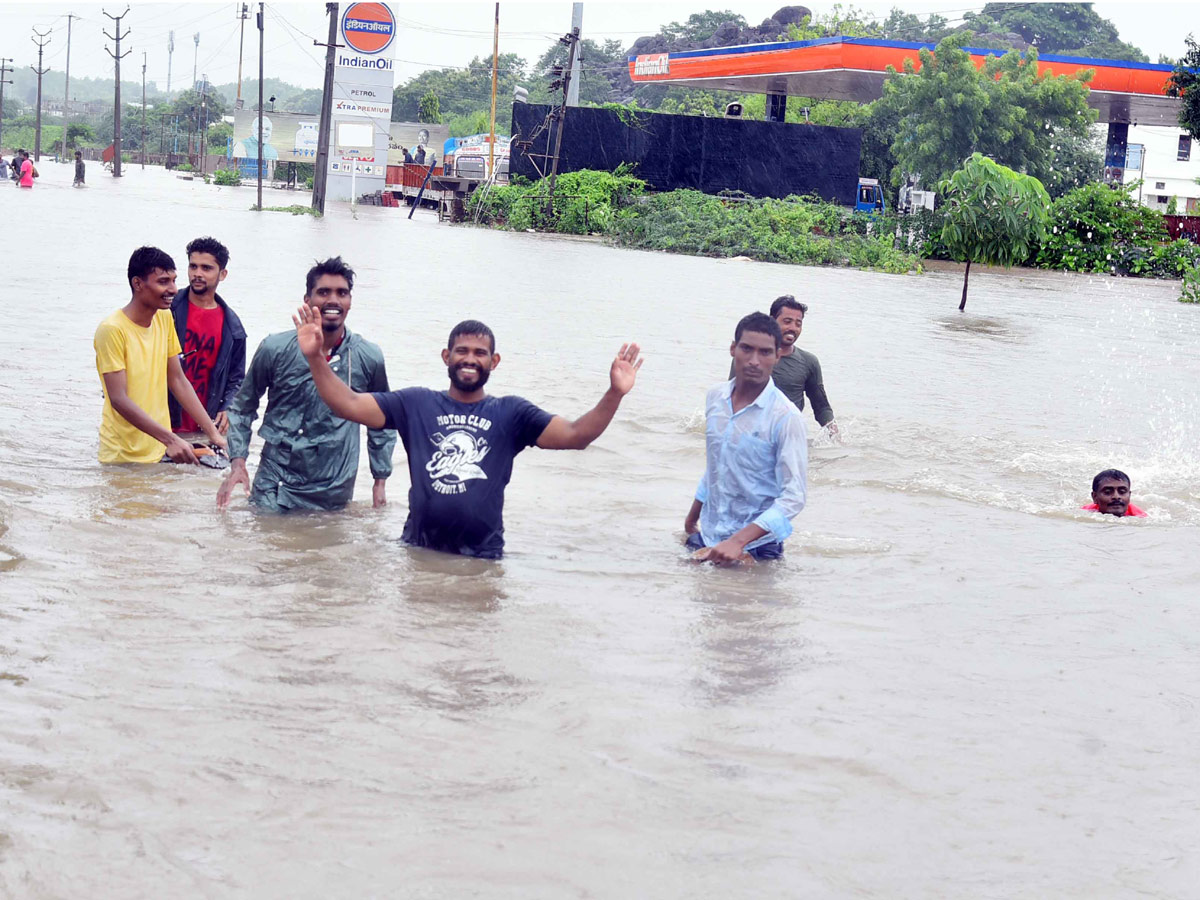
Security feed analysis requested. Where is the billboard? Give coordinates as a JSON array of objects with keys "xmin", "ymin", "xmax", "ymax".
[
  {"xmin": 386, "ymin": 122, "xmax": 450, "ymax": 166},
  {"xmin": 231, "ymin": 109, "xmax": 320, "ymax": 163}
]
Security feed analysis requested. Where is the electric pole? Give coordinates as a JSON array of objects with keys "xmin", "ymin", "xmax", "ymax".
[
  {"xmin": 200, "ymin": 74, "xmax": 209, "ymax": 175},
  {"xmin": 141, "ymin": 51, "xmax": 147, "ymax": 169},
  {"xmin": 0, "ymin": 59, "xmax": 12, "ymax": 155},
  {"xmin": 167, "ymin": 31, "xmax": 174, "ymax": 93},
  {"xmin": 104, "ymin": 7, "xmax": 132, "ymax": 177},
  {"xmin": 64, "ymin": 13, "xmax": 78, "ymax": 156},
  {"xmin": 567, "ymin": 4, "xmax": 583, "ymax": 107},
  {"xmin": 312, "ymin": 3, "xmax": 342, "ymax": 214},
  {"xmin": 489, "ymin": 3, "xmax": 499, "ymax": 178},
  {"xmin": 546, "ymin": 27, "xmax": 579, "ymax": 218},
  {"xmin": 31, "ymin": 28, "xmax": 51, "ymax": 162},
  {"xmin": 236, "ymin": 3, "xmax": 249, "ymax": 108},
  {"xmin": 192, "ymin": 32, "xmax": 200, "ymax": 90},
  {"xmin": 256, "ymin": 2, "xmax": 264, "ymax": 210}
]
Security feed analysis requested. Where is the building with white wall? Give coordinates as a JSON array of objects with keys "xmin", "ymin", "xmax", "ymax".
[{"xmin": 1121, "ymin": 125, "xmax": 1200, "ymax": 215}]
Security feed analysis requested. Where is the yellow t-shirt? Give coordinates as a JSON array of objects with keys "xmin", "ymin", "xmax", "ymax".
[{"xmin": 94, "ymin": 308, "xmax": 183, "ymax": 464}]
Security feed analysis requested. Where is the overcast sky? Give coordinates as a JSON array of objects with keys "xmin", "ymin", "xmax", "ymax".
[{"xmin": 2, "ymin": 1, "xmax": 1194, "ymax": 92}]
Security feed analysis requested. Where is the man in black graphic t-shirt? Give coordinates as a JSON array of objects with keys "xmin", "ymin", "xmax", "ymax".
[{"xmin": 291, "ymin": 309, "xmax": 643, "ymax": 558}]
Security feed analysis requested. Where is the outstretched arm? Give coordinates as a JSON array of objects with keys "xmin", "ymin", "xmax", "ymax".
[
  {"xmin": 536, "ymin": 343, "xmax": 642, "ymax": 450},
  {"xmin": 293, "ymin": 304, "xmax": 386, "ymax": 429}
]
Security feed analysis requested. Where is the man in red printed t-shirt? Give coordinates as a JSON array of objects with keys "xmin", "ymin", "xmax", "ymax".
[{"xmin": 169, "ymin": 237, "xmax": 246, "ymax": 435}]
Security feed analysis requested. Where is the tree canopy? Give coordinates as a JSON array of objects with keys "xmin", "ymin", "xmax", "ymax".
[
  {"xmin": 938, "ymin": 153, "xmax": 1051, "ymax": 310},
  {"xmin": 875, "ymin": 33, "xmax": 1096, "ymax": 188},
  {"xmin": 1166, "ymin": 34, "xmax": 1200, "ymax": 141}
]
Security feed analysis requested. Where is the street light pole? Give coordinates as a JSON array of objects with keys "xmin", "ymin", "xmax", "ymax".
[{"xmin": 257, "ymin": 3, "xmax": 264, "ymax": 210}]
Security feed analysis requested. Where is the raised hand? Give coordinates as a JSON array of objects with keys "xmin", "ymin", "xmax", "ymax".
[
  {"xmin": 292, "ymin": 304, "xmax": 324, "ymax": 360},
  {"xmin": 609, "ymin": 342, "xmax": 643, "ymax": 396}
]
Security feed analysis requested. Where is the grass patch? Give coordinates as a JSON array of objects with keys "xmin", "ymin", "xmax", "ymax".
[{"xmin": 251, "ymin": 204, "xmax": 322, "ymax": 217}]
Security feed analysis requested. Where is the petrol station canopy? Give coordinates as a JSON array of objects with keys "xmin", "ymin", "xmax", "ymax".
[{"xmin": 627, "ymin": 37, "xmax": 1182, "ymax": 126}]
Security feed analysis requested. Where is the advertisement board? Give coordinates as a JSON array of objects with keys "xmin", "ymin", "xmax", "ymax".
[
  {"xmin": 231, "ymin": 109, "xmax": 320, "ymax": 163},
  {"xmin": 326, "ymin": 2, "xmax": 397, "ymax": 200},
  {"xmin": 386, "ymin": 122, "xmax": 450, "ymax": 166}
]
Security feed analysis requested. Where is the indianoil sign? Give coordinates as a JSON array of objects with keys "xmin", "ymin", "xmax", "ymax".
[{"xmin": 327, "ymin": 2, "xmax": 397, "ymax": 201}]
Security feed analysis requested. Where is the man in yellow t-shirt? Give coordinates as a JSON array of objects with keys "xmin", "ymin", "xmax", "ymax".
[{"xmin": 94, "ymin": 246, "xmax": 228, "ymax": 464}]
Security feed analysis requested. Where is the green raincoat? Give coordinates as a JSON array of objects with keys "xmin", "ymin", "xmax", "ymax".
[{"xmin": 226, "ymin": 329, "xmax": 396, "ymax": 511}]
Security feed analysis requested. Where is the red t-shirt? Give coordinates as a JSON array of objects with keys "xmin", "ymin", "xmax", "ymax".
[
  {"xmin": 1080, "ymin": 503, "xmax": 1147, "ymax": 517},
  {"xmin": 176, "ymin": 303, "xmax": 225, "ymax": 433}
]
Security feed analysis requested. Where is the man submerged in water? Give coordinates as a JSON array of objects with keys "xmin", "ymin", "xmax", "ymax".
[
  {"xmin": 1082, "ymin": 469, "xmax": 1147, "ymax": 517},
  {"xmin": 687, "ymin": 312, "xmax": 809, "ymax": 564},
  {"xmin": 293, "ymin": 309, "xmax": 643, "ymax": 559}
]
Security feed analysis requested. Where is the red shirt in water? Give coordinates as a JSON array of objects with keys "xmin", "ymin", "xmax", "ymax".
[
  {"xmin": 175, "ymin": 303, "xmax": 224, "ymax": 432},
  {"xmin": 1080, "ymin": 503, "xmax": 1148, "ymax": 517}
]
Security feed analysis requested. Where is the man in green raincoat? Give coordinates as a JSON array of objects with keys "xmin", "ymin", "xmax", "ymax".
[{"xmin": 217, "ymin": 257, "xmax": 396, "ymax": 512}]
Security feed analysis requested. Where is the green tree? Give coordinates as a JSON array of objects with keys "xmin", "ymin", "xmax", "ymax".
[
  {"xmin": 393, "ymin": 53, "xmax": 527, "ymax": 121},
  {"xmin": 530, "ymin": 38, "xmax": 626, "ymax": 107},
  {"xmin": 980, "ymin": 2, "xmax": 1148, "ymax": 61},
  {"xmin": 876, "ymin": 33, "xmax": 1095, "ymax": 188},
  {"xmin": 661, "ymin": 10, "xmax": 747, "ymax": 43},
  {"xmin": 418, "ymin": 90, "xmax": 441, "ymax": 124},
  {"xmin": 939, "ymin": 153, "xmax": 1051, "ymax": 310},
  {"xmin": 1167, "ymin": 34, "xmax": 1200, "ymax": 141}
]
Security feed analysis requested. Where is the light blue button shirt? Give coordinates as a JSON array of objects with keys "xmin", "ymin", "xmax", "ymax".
[{"xmin": 695, "ymin": 378, "xmax": 808, "ymax": 550}]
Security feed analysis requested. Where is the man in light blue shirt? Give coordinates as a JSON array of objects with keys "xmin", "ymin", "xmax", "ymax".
[{"xmin": 685, "ymin": 312, "xmax": 808, "ymax": 564}]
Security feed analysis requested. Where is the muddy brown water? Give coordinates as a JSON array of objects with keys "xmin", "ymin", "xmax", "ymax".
[{"xmin": 1, "ymin": 164, "xmax": 1197, "ymax": 897}]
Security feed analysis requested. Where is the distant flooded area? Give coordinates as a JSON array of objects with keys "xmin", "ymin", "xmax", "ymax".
[{"xmin": 1, "ymin": 164, "xmax": 1196, "ymax": 897}]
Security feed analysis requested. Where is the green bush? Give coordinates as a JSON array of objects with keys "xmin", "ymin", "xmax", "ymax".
[
  {"xmin": 611, "ymin": 189, "xmax": 919, "ymax": 274},
  {"xmin": 213, "ymin": 168, "xmax": 241, "ymax": 186},
  {"xmin": 1037, "ymin": 181, "xmax": 1168, "ymax": 274},
  {"xmin": 176, "ymin": 162, "xmax": 195, "ymax": 172},
  {"xmin": 470, "ymin": 168, "xmax": 645, "ymax": 235},
  {"xmin": 1180, "ymin": 265, "xmax": 1200, "ymax": 303}
]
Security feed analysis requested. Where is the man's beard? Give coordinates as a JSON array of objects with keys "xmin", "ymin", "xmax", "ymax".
[{"xmin": 448, "ymin": 362, "xmax": 490, "ymax": 392}]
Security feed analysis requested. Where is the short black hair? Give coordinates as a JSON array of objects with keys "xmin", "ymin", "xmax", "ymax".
[
  {"xmin": 306, "ymin": 256, "xmax": 355, "ymax": 295},
  {"xmin": 127, "ymin": 246, "xmax": 176, "ymax": 291},
  {"xmin": 1092, "ymin": 469, "xmax": 1131, "ymax": 492},
  {"xmin": 769, "ymin": 294, "xmax": 808, "ymax": 318},
  {"xmin": 448, "ymin": 319, "xmax": 496, "ymax": 353},
  {"xmin": 186, "ymin": 236, "xmax": 230, "ymax": 270},
  {"xmin": 74, "ymin": 150, "xmax": 81, "ymax": 158},
  {"xmin": 734, "ymin": 312, "xmax": 783, "ymax": 350}
]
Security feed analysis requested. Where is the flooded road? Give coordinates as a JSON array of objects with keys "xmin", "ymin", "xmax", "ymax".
[{"xmin": 1, "ymin": 164, "xmax": 1197, "ymax": 897}]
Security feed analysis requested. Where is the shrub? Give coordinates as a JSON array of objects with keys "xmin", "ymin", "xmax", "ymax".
[
  {"xmin": 1037, "ymin": 181, "xmax": 1168, "ymax": 274},
  {"xmin": 176, "ymin": 162, "xmax": 195, "ymax": 172},
  {"xmin": 1181, "ymin": 265, "xmax": 1200, "ymax": 303},
  {"xmin": 213, "ymin": 168, "xmax": 241, "ymax": 186}
]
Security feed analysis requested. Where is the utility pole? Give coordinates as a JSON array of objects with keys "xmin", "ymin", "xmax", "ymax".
[
  {"xmin": 167, "ymin": 31, "xmax": 174, "ymax": 93},
  {"xmin": 0, "ymin": 60, "xmax": 12, "ymax": 155},
  {"xmin": 200, "ymin": 74, "xmax": 209, "ymax": 175},
  {"xmin": 545, "ymin": 26, "xmax": 579, "ymax": 218},
  {"xmin": 236, "ymin": 3, "xmax": 249, "ymax": 108},
  {"xmin": 488, "ymin": 3, "xmax": 499, "ymax": 179},
  {"xmin": 104, "ymin": 7, "xmax": 132, "ymax": 177},
  {"xmin": 311, "ymin": 3, "xmax": 342, "ymax": 214},
  {"xmin": 567, "ymin": 3, "xmax": 583, "ymax": 107},
  {"xmin": 31, "ymin": 28, "xmax": 51, "ymax": 162},
  {"xmin": 256, "ymin": 2, "xmax": 264, "ymax": 210},
  {"xmin": 64, "ymin": 13, "xmax": 78, "ymax": 156},
  {"xmin": 141, "ymin": 52, "xmax": 147, "ymax": 169},
  {"xmin": 192, "ymin": 32, "xmax": 200, "ymax": 90}
]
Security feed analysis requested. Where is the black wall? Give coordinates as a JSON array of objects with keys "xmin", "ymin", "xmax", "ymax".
[{"xmin": 510, "ymin": 104, "xmax": 862, "ymax": 204}]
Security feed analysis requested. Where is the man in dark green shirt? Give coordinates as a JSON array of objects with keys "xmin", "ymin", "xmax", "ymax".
[{"xmin": 730, "ymin": 295, "xmax": 838, "ymax": 437}]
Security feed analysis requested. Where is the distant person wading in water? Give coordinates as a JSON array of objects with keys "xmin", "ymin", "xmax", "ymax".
[{"xmin": 74, "ymin": 151, "xmax": 86, "ymax": 186}]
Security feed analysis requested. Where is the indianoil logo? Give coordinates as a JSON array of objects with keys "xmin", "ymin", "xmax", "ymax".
[{"xmin": 341, "ymin": 3, "xmax": 396, "ymax": 55}]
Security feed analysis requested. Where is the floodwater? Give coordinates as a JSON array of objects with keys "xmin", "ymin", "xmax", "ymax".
[{"xmin": 1, "ymin": 163, "xmax": 1197, "ymax": 898}]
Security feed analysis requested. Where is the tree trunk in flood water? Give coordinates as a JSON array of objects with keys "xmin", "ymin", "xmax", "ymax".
[{"xmin": 959, "ymin": 260, "xmax": 971, "ymax": 311}]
